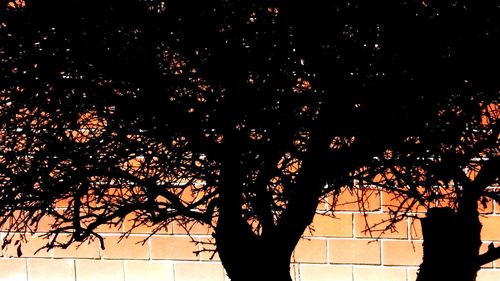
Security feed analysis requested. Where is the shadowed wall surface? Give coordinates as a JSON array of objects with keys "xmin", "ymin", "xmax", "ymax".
[{"xmin": 1, "ymin": 188, "xmax": 499, "ymax": 281}]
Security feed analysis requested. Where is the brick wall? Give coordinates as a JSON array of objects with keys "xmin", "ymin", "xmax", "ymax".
[{"xmin": 1, "ymin": 188, "xmax": 500, "ymax": 281}]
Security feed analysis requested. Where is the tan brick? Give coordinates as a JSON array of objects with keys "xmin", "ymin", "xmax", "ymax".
[
  {"xmin": 151, "ymin": 236, "xmax": 199, "ymax": 260},
  {"xmin": 434, "ymin": 195, "xmax": 458, "ymax": 210},
  {"xmin": 54, "ymin": 197, "xmax": 72, "ymax": 208},
  {"xmin": 317, "ymin": 196, "xmax": 328, "ymax": 211},
  {"xmin": 174, "ymin": 262, "xmax": 225, "ymax": 281},
  {"xmin": 300, "ymin": 264, "xmax": 352, "ymax": 281},
  {"xmin": 94, "ymin": 222, "xmax": 124, "ymax": 233},
  {"xmin": 332, "ymin": 187, "xmax": 381, "ymax": 211},
  {"xmin": 292, "ymin": 238, "xmax": 327, "ymax": 263},
  {"xmin": 27, "ymin": 259, "xmax": 75, "ymax": 281},
  {"xmin": 477, "ymin": 270, "xmax": 500, "ymax": 281},
  {"xmin": 173, "ymin": 221, "xmax": 213, "ymax": 236},
  {"xmin": 354, "ymin": 266, "xmax": 407, "ymax": 281},
  {"xmin": 4, "ymin": 234, "xmax": 52, "ymax": 258},
  {"xmin": 382, "ymin": 240, "xmax": 423, "ymax": 266},
  {"xmin": 101, "ymin": 235, "xmax": 149, "ymax": 259},
  {"xmin": 0, "ymin": 259, "xmax": 27, "ymax": 281},
  {"xmin": 355, "ymin": 213, "xmax": 408, "ymax": 239},
  {"xmin": 123, "ymin": 213, "xmax": 169, "ymax": 234},
  {"xmin": 178, "ymin": 184, "xmax": 214, "ymax": 211},
  {"xmin": 410, "ymin": 217, "xmax": 423, "ymax": 240},
  {"xmin": 479, "ymin": 198, "xmax": 494, "ymax": 214},
  {"xmin": 308, "ymin": 214, "xmax": 353, "ymax": 238},
  {"xmin": 76, "ymin": 260, "xmax": 124, "ymax": 281},
  {"xmin": 35, "ymin": 215, "xmax": 56, "ymax": 232},
  {"xmin": 382, "ymin": 190, "xmax": 427, "ymax": 213},
  {"xmin": 481, "ymin": 216, "xmax": 500, "ymax": 241},
  {"xmin": 330, "ymin": 239, "xmax": 380, "ymax": 265},
  {"xmin": 290, "ymin": 263, "xmax": 300, "ymax": 281},
  {"xmin": 408, "ymin": 267, "xmax": 419, "ymax": 281},
  {"xmin": 53, "ymin": 235, "xmax": 100, "ymax": 259},
  {"xmin": 198, "ymin": 237, "xmax": 219, "ymax": 261},
  {"xmin": 124, "ymin": 260, "xmax": 174, "ymax": 281}
]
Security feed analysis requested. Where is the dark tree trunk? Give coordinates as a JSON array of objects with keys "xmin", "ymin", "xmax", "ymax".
[
  {"xmin": 416, "ymin": 207, "xmax": 482, "ymax": 281},
  {"xmin": 213, "ymin": 122, "xmax": 335, "ymax": 281},
  {"xmin": 215, "ymin": 151, "xmax": 294, "ymax": 281},
  {"xmin": 217, "ymin": 242, "xmax": 293, "ymax": 281},
  {"xmin": 215, "ymin": 217, "xmax": 293, "ymax": 281}
]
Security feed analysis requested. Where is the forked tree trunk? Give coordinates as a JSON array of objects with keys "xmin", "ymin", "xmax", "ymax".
[
  {"xmin": 416, "ymin": 207, "xmax": 482, "ymax": 281},
  {"xmin": 214, "ymin": 132, "xmax": 330, "ymax": 281},
  {"xmin": 215, "ymin": 158, "xmax": 294, "ymax": 281}
]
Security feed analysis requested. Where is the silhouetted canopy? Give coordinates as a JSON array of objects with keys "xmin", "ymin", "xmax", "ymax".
[{"xmin": 0, "ymin": 0, "xmax": 498, "ymax": 260}]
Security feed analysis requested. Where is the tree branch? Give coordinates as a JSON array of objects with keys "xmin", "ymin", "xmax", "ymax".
[{"xmin": 477, "ymin": 243, "xmax": 500, "ymax": 266}]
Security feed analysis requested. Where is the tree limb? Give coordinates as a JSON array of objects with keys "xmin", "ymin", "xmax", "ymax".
[{"xmin": 477, "ymin": 242, "xmax": 500, "ymax": 266}]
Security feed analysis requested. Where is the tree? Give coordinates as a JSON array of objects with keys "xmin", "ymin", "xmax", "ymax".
[
  {"xmin": 1, "ymin": 1, "xmax": 499, "ymax": 281},
  {"xmin": 350, "ymin": 93, "xmax": 499, "ymax": 281}
]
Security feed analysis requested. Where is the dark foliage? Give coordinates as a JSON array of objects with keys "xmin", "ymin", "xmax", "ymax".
[{"xmin": 1, "ymin": 1, "xmax": 499, "ymax": 281}]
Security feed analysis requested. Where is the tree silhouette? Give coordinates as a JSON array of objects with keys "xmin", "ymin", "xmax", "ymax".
[
  {"xmin": 351, "ymin": 94, "xmax": 499, "ymax": 281},
  {"xmin": 1, "ymin": 1, "xmax": 499, "ymax": 281}
]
